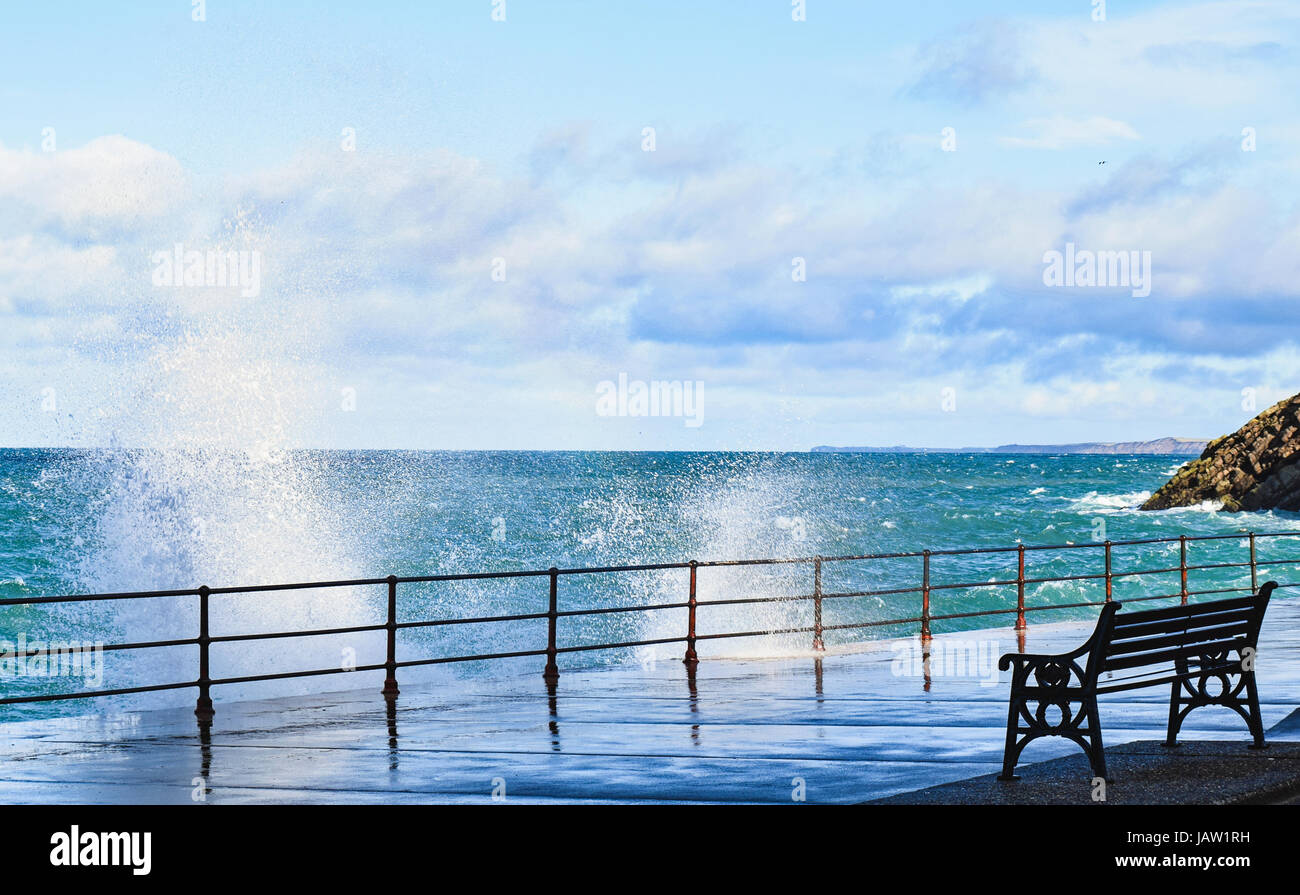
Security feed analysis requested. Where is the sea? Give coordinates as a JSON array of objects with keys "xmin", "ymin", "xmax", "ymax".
[{"xmin": 2, "ymin": 448, "xmax": 1298, "ymax": 719}]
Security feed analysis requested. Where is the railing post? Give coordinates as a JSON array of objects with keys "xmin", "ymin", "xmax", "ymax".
[
  {"xmin": 1104, "ymin": 540, "xmax": 1113, "ymax": 603},
  {"xmin": 920, "ymin": 550, "xmax": 932, "ymax": 642},
  {"xmin": 382, "ymin": 575, "xmax": 399, "ymax": 699},
  {"xmin": 812, "ymin": 556, "xmax": 825, "ymax": 652},
  {"xmin": 194, "ymin": 585, "xmax": 214, "ymax": 719},
  {"xmin": 543, "ymin": 568, "xmax": 560, "ymax": 683},
  {"xmin": 1249, "ymin": 532, "xmax": 1258, "ymax": 593},
  {"xmin": 1179, "ymin": 534, "xmax": 1189, "ymax": 605},
  {"xmin": 1015, "ymin": 544, "xmax": 1027, "ymax": 631},
  {"xmin": 684, "ymin": 561, "xmax": 699, "ymax": 667}
]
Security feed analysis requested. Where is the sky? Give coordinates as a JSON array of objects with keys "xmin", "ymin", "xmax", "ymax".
[{"xmin": 1, "ymin": 0, "xmax": 1299, "ymax": 450}]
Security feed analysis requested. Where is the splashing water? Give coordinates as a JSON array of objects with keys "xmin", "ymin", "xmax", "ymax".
[{"xmin": 38, "ymin": 245, "xmax": 383, "ymax": 703}]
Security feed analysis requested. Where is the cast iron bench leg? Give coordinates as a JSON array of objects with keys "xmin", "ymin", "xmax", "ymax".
[
  {"xmin": 1246, "ymin": 670, "xmax": 1267, "ymax": 749},
  {"xmin": 998, "ymin": 693, "xmax": 1022, "ymax": 781},
  {"xmin": 1085, "ymin": 696, "xmax": 1107, "ymax": 780},
  {"xmin": 1164, "ymin": 657, "xmax": 1187, "ymax": 747}
]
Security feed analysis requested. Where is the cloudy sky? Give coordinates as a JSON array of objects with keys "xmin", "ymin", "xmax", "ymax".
[{"xmin": 2, "ymin": 0, "xmax": 1298, "ymax": 450}]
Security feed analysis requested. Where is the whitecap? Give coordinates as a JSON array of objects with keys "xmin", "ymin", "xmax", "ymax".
[{"xmin": 1067, "ymin": 490, "xmax": 1153, "ymax": 514}]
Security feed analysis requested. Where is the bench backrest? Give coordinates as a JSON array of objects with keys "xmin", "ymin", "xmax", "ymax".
[{"xmin": 1097, "ymin": 582, "xmax": 1276, "ymax": 678}]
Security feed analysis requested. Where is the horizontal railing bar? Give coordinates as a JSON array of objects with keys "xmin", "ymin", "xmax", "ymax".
[
  {"xmin": 698, "ymin": 585, "xmax": 926, "ymax": 607},
  {"xmin": 3, "ymin": 637, "xmax": 199, "ymax": 658},
  {"xmin": 0, "ymin": 588, "xmax": 200, "ymax": 607},
  {"xmin": 210, "ymin": 623, "xmax": 388, "ymax": 644},
  {"xmin": 695, "ymin": 625, "xmax": 817, "ymax": 641},
  {"xmin": 557, "ymin": 636, "xmax": 688, "ymax": 654},
  {"xmin": 927, "ymin": 606, "xmax": 1023, "ymax": 623},
  {"xmin": 395, "ymin": 648, "xmax": 550, "ymax": 668},
  {"xmin": 552, "ymin": 562, "xmax": 694, "ymax": 575},
  {"xmin": 927, "ymin": 577, "xmax": 1015, "ymax": 590},
  {"xmin": 698, "ymin": 556, "xmax": 832, "ymax": 567},
  {"xmin": 935, "ymin": 574, "xmax": 1097, "ymax": 590},
  {"xmin": 1184, "ymin": 560, "xmax": 1255, "ymax": 571},
  {"xmin": 819, "ymin": 585, "xmax": 923, "ymax": 600},
  {"xmin": 556, "ymin": 601, "xmax": 691, "ymax": 618},
  {"xmin": 1186, "ymin": 586, "xmax": 1255, "ymax": 598},
  {"xmin": 397, "ymin": 611, "xmax": 550, "ymax": 630},
  {"xmin": 396, "ymin": 569, "xmax": 552, "ymax": 583},
  {"xmin": 1022, "ymin": 599, "xmax": 1109, "ymax": 613},
  {"xmin": 1108, "ymin": 567, "xmax": 1180, "ymax": 579},
  {"xmin": 820, "ymin": 617, "xmax": 923, "ymax": 631},
  {"xmin": 209, "ymin": 663, "xmax": 388, "ymax": 686},
  {"xmin": 0, "ymin": 680, "xmax": 197, "ymax": 705},
  {"xmin": 206, "ymin": 578, "xmax": 390, "ymax": 595},
  {"xmin": 696, "ymin": 593, "xmax": 814, "ymax": 607}
]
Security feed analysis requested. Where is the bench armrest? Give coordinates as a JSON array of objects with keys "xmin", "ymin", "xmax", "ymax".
[
  {"xmin": 998, "ymin": 651, "xmax": 1068, "ymax": 672},
  {"xmin": 998, "ymin": 651, "xmax": 1090, "ymax": 692}
]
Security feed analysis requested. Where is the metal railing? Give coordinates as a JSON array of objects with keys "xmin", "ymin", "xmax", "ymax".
[{"xmin": 2, "ymin": 530, "xmax": 1299, "ymax": 718}]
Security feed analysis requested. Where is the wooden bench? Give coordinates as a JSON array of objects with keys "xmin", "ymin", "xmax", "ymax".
[{"xmin": 997, "ymin": 581, "xmax": 1277, "ymax": 780}]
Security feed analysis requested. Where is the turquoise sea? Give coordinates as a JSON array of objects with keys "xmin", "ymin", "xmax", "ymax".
[{"xmin": 2, "ymin": 449, "xmax": 1299, "ymax": 718}]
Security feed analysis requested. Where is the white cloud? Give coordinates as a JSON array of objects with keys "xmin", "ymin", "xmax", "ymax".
[
  {"xmin": 0, "ymin": 136, "xmax": 187, "ymax": 234},
  {"xmin": 2, "ymin": 106, "xmax": 1299, "ymax": 449}
]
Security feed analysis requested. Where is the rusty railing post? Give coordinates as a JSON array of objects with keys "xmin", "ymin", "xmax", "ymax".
[
  {"xmin": 1179, "ymin": 534, "xmax": 1189, "ymax": 605},
  {"xmin": 683, "ymin": 560, "xmax": 699, "ymax": 667},
  {"xmin": 812, "ymin": 556, "xmax": 825, "ymax": 652},
  {"xmin": 194, "ymin": 585, "xmax": 214, "ymax": 719},
  {"xmin": 382, "ymin": 575, "xmax": 400, "ymax": 699},
  {"xmin": 1104, "ymin": 540, "xmax": 1113, "ymax": 603},
  {"xmin": 920, "ymin": 550, "xmax": 932, "ymax": 642},
  {"xmin": 1015, "ymin": 544, "xmax": 1027, "ymax": 631},
  {"xmin": 543, "ymin": 568, "xmax": 560, "ymax": 683},
  {"xmin": 1249, "ymin": 532, "xmax": 1258, "ymax": 593}
]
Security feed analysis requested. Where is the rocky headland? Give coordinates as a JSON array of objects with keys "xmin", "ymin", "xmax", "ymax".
[{"xmin": 1141, "ymin": 394, "xmax": 1300, "ymax": 512}]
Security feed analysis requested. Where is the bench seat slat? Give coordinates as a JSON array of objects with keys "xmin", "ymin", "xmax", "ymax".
[
  {"xmin": 1110, "ymin": 594, "xmax": 1255, "ymax": 626},
  {"xmin": 1095, "ymin": 665, "xmax": 1237, "ymax": 694},
  {"xmin": 1096, "ymin": 673, "xmax": 1183, "ymax": 694},
  {"xmin": 1096, "ymin": 660, "xmax": 1241, "ymax": 692},
  {"xmin": 1109, "ymin": 607, "xmax": 1254, "ymax": 641},
  {"xmin": 1102, "ymin": 636, "xmax": 1246, "ymax": 672},
  {"xmin": 1105, "ymin": 621, "xmax": 1252, "ymax": 656}
]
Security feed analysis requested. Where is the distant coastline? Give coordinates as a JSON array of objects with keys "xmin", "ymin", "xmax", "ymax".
[{"xmin": 810, "ymin": 437, "xmax": 1208, "ymax": 456}]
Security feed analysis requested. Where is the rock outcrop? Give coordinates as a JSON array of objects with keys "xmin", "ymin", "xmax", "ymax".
[{"xmin": 1141, "ymin": 393, "xmax": 1300, "ymax": 512}]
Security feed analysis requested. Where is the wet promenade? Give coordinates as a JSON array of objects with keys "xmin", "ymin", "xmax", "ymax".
[{"xmin": 3, "ymin": 598, "xmax": 1299, "ymax": 804}]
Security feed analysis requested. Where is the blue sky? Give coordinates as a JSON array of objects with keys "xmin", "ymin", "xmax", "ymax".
[{"xmin": 2, "ymin": 0, "xmax": 1299, "ymax": 449}]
